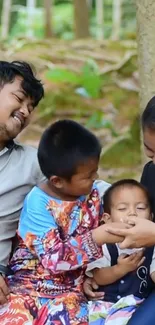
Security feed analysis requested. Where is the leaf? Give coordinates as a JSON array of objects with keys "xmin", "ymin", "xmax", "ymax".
[
  {"xmin": 86, "ymin": 111, "xmax": 118, "ymax": 135},
  {"xmin": 81, "ymin": 61, "xmax": 102, "ymax": 98},
  {"xmin": 86, "ymin": 111, "xmax": 105, "ymax": 129},
  {"xmin": 45, "ymin": 68, "xmax": 80, "ymax": 85}
]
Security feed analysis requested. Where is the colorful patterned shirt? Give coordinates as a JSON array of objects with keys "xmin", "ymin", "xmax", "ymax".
[{"xmin": 8, "ymin": 180, "xmax": 110, "ymax": 298}]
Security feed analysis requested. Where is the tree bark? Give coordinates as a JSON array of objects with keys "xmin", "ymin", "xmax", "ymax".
[
  {"xmin": 74, "ymin": 0, "xmax": 90, "ymax": 39},
  {"xmin": 111, "ymin": 0, "xmax": 122, "ymax": 40},
  {"xmin": 1, "ymin": 0, "xmax": 12, "ymax": 39},
  {"xmin": 96, "ymin": 0, "xmax": 104, "ymax": 40},
  {"xmin": 136, "ymin": 0, "xmax": 155, "ymax": 111},
  {"xmin": 44, "ymin": 0, "xmax": 53, "ymax": 38},
  {"xmin": 136, "ymin": 0, "xmax": 155, "ymax": 164}
]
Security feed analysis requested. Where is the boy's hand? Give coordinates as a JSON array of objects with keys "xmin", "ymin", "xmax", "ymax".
[
  {"xmin": 0, "ymin": 275, "xmax": 10, "ymax": 305},
  {"xmin": 117, "ymin": 251, "xmax": 145, "ymax": 274},
  {"xmin": 83, "ymin": 277, "xmax": 105, "ymax": 300}
]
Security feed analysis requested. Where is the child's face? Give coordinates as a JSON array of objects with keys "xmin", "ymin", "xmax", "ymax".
[
  {"xmin": 104, "ymin": 186, "xmax": 151, "ymax": 223},
  {"xmin": 52, "ymin": 158, "xmax": 99, "ymax": 199}
]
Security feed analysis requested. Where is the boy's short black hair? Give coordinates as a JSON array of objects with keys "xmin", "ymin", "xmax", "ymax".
[
  {"xmin": 38, "ymin": 119, "xmax": 101, "ymax": 180},
  {"xmin": 141, "ymin": 96, "xmax": 155, "ymax": 131},
  {"xmin": 103, "ymin": 179, "xmax": 152, "ymax": 214},
  {"xmin": 0, "ymin": 60, "xmax": 44, "ymax": 106}
]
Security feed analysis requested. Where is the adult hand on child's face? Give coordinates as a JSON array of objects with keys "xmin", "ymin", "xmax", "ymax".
[
  {"xmin": 83, "ymin": 277, "xmax": 105, "ymax": 300},
  {"xmin": 117, "ymin": 251, "xmax": 145, "ymax": 273},
  {"xmin": 0, "ymin": 275, "xmax": 10, "ymax": 305},
  {"xmin": 106, "ymin": 217, "xmax": 155, "ymax": 248}
]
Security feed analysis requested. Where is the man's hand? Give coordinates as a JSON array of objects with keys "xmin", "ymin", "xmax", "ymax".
[
  {"xmin": 92, "ymin": 222, "xmax": 131, "ymax": 246},
  {"xmin": 106, "ymin": 218, "xmax": 155, "ymax": 248},
  {"xmin": 0, "ymin": 275, "xmax": 10, "ymax": 305},
  {"xmin": 83, "ymin": 277, "xmax": 104, "ymax": 300},
  {"xmin": 117, "ymin": 251, "xmax": 145, "ymax": 274}
]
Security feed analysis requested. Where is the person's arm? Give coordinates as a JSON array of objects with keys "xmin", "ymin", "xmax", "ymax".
[
  {"xmin": 19, "ymin": 197, "xmax": 128, "ymax": 275},
  {"xmin": 20, "ymin": 221, "xmax": 125, "ymax": 275},
  {"xmin": 106, "ymin": 218, "xmax": 155, "ymax": 249},
  {"xmin": 150, "ymin": 271, "xmax": 155, "ymax": 283},
  {"xmin": 150, "ymin": 247, "xmax": 155, "ymax": 283},
  {"xmin": 0, "ymin": 211, "xmax": 18, "ymax": 304},
  {"xmin": 92, "ymin": 251, "xmax": 145, "ymax": 286}
]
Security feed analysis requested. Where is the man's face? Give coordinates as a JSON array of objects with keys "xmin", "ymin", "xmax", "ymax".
[
  {"xmin": 0, "ymin": 76, "xmax": 34, "ymax": 145},
  {"xmin": 143, "ymin": 127, "xmax": 155, "ymax": 163}
]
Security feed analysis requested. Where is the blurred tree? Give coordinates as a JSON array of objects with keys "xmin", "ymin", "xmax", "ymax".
[
  {"xmin": 1, "ymin": 0, "xmax": 12, "ymax": 39},
  {"xmin": 73, "ymin": 0, "xmax": 90, "ymax": 38},
  {"xmin": 111, "ymin": 0, "xmax": 122, "ymax": 40},
  {"xmin": 96, "ymin": 0, "xmax": 104, "ymax": 39},
  {"xmin": 27, "ymin": 0, "xmax": 36, "ymax": 38},
  {"xmin": 136, "ymin": 0, "xmax": 155, "ymax": 163},
  {"xmin": 44, "ymin": 0, "xmax": 53, "ymax": 38},
  {"xmin": 136, "ymin": 0, "xmax": 155, "ymax": 111},
  {"xmin": 87, "ymin": 0, "xmax": 93, "ymax": 9}
]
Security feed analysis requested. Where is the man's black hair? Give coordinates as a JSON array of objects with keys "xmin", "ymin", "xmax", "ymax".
[
  {"xmin": 38, "ymin": 119, "xmax": 101, "ymax": 180},
  {"xmin": 103, "ymin": 179, "xmax": 152, "ymax": 214},
  {"xmin": 141, "ymin": 96, "xmax": 155, "ymax": 131},
  {"xmin": 0, "ymin": 60, "xmax": 44, "ymax": 106}
]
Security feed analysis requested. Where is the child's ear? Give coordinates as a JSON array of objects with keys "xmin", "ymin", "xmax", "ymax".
[
  {"xmin": 150, "ymin": 212, "xmax": 154, "ymax": 221},
  {"xmin": 50, "ymin": 176, "xmax": 63, "ymax": 189},
  {"xmin": 102, "ymin": 213, "xmax": 111, "ymax": 224}
]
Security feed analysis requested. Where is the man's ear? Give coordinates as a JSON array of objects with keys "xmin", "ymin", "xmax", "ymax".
[
  {"xmin": 102, "ymin": 213, "xmax": 111, "ymax": 224},
  {"xmin": 49, "ymin": 175, "xmax": 63, "ymax": 189}
]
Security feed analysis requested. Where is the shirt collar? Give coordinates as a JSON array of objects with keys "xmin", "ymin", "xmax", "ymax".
[{"xmin": 0, "ymin": 140, "xmax": 21, "ymax": 156}]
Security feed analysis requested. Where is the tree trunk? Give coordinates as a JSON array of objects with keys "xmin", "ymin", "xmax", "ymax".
[
  {"xmin": 44, "ymin": 0, "xmax": 53, "ymax": 38},
  {"xmin": 136, "ymin": 0, "xmax": 155, "ymax": 111},
  {"xmin": 96, "ymin": 0, "xmax": 104, "ymax": 40},
  {"xmin": 87, "ymin": 0, "xmax": 93, "ymax": 10},
  {"xmin": 1, "ymin": 0, "xmax": 12, "ymax": 39},
  {"xmin": 74, "ymin": 0, "xmax": 90, "ymax": 39},
  {"xmin": 136, "ymin": 0, "xmax": 155, "ymax": 164},
  {"xmin": 27, "ymin": 0, "xmax": 36, "ymax": 38},
  {"xmin": 111, "ymin": 0, "xmax": 122, "ymax": 40}
]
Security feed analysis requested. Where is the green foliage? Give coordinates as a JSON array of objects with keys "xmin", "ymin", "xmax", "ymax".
[
  {"xmin": 86, "ymin": 111, "xmax": 118, "ymax": 134},
  {"xmin": 100, "ymin": 117, "xmax": 141, "ymax": 168},
  {"xmin": 52, "ymin": 3, "xmax": 73, "ymax": 39},
  {"xmin": 46, "ymin": 60, "xmax": 102, "ymax": 99},
  {"xmin": 46, "ymin": 68, "xmax": 79, "ymax": 85},
  {"xmin": 80, "ymin": 60, "xmax": 102, "ymax": 99},
  {"xmin": 7, "ymin": 0, "xmax": 136, "ymax": 41},
  {"xmin": 10, "ymin": 4, "xmax": 73, "ymax": 40}
]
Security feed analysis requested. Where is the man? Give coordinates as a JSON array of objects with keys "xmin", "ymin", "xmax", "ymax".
[{"xmin": 0, "ymin": 60, "xmax": 44, "ymax": 304}]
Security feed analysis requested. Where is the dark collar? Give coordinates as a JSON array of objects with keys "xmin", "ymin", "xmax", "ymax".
[{"xmin": 6, "ymin": 140, "xmax": 15, "ymax": 149}]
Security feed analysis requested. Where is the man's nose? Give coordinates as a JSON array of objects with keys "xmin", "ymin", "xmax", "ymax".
[{"xmin": 19, "ymin": 104, "xmax": 29, "ymax": 118}]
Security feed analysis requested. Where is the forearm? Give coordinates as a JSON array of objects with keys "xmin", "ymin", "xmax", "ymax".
[
  {"xmin": 93, "ymin": 265, "xmax": 128, "ymax": 286},
  {"xmin": 92, "ymin": 224, "xmax": 124, "ymax": 246},
  {"xmin": 150, "ymin": 271, "xmax": 155, "ymax": 283},
  {"xmin": 30, "ymin": 230, "xmax": 102, "ymax": 274}
]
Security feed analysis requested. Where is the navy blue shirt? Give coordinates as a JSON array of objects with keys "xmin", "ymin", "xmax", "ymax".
[{"xmin": 97, "ymin": 244, "xmax": 154, "ymax": 303}]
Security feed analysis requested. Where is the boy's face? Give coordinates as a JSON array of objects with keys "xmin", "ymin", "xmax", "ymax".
[
  {"xmin": 51, "ymin": 158, "xmax": 99, "ymax": 199},
  {"xmin": 104, "ymin": 186, "xmax": 151, "ymax": 223},
  {"xmin": 0, "ymin": 76, "xmax": 34, "ymax": 146}
]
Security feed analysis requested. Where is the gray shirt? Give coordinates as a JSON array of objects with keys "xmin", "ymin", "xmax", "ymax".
[{"xmin": 0, "ymin": 141, "xmax": 45, "ymax": 266}]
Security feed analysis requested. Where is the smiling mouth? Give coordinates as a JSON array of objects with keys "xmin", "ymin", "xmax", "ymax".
[{"xmin": 12, "ymin": 113, "xmax": 25, "ymax": 128}]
